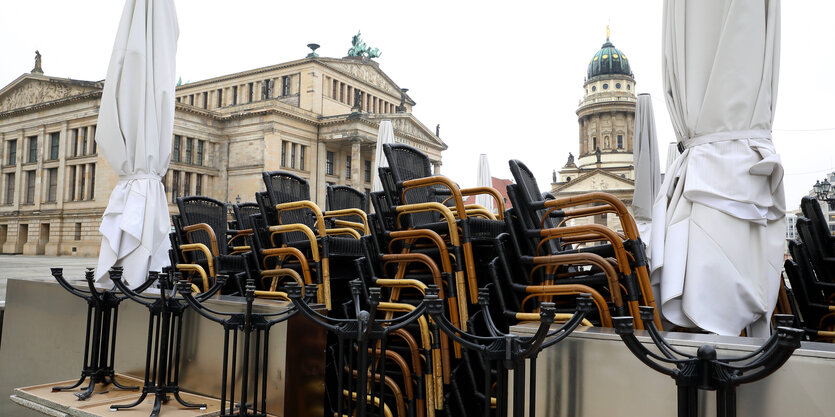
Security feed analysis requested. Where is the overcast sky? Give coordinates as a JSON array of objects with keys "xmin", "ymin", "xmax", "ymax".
[{"xmin": 1, "ymin": 0, "xmax": 832, "ymax": 210}]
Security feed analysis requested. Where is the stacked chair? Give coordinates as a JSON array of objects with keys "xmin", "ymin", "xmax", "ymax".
[
  {"xmin": 166, "ymin": 142, "xmax": 660, "ymax": 416},
  {"xmin": 782, "ymin": 196, "xmax": 835, "ymax": 341}
]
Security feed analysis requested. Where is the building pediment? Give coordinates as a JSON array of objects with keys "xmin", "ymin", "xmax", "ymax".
[
  {"xmin": 384, "ymin": 115, "xmax": 446, "ymax": 151},
  {"xmin": 0, "ymin": 75, "xmax": 102, "ymax": 113},
  {"xmin": 553, "ymin": 169, "xmax": 634, "ymax": 193},
  {"xmin": 320, "ymin": 59, "xmax": 413, "ymax": 104}
]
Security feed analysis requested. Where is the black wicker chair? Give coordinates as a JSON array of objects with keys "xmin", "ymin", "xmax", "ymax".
[
  {"xmin": 262, "ymin": 171, "xmax": 364, "ymax": 309},
  {"xmin": 382, "ymin": 143, "xmax": 506, "ymax": 306},
  {"xmin": 175, "ymin": 196, "xmax": 246, "ymax": 294},
  {"xmin": 325, "ymin": 184, "xmax": 370, "ymax": 234}
]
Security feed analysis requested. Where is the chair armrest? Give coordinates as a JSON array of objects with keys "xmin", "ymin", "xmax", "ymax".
[
  {"xmin": 274, "ymin": 200, "xmax": 327, "ymax": 237},
  {"xmin": 460, "ymin": 186, "xmax": 505, "ymax": 219},
  {"xmin": 179, "ymin": 243, "xmax": 215, "ymax": 278},
  {"xmin": 401, "ymin": 176, "xmax": 467, "ymax": 219},
  {"xmin": 394, "ymin": 202, "xmax": 461, "ymax": 245},
  {"xmin": 183, "ymin": 223, "xmax": 219, "ymax": 256},
  {"xmin": 324, "ymin": 227, "xmax": 362, "ymax": 239},
  {"xmin": 324, "ymin": 208, "xmax": 369, "ymax": 234},
  {"xmin": 268, "ymin": 224, "xmax": 320, "ymax": 260},
  {"xmin": 175, "ymin": 263, "xmax": 210, "ymax": 292}
]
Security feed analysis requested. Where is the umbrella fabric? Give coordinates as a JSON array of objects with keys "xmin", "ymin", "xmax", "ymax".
[
  {"xmin": 632, "ymin": 94, "xmax": 662, "ymax": 250},
  {"xmin": 651, "ymin": 0, "xmax": 784, "ymax": 336},
  {"xmin": 665, "ymin": 142, "xmax": 679, "ymax": 172},
  {"xmin": 476, "ymin": 154, "xmax": 495, "ymax": 214},
  {"xmin": 94, "ymin": 0, "xmax": 179, "ymax": 288},
  {"xmin": 371, "ymin": 120, "xmax": 394, "ymax": 192}
]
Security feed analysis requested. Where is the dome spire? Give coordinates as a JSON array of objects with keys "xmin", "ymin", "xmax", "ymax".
[{"xmin": 606, "ymin": 24, "xmax": 610, "ymax": 42}]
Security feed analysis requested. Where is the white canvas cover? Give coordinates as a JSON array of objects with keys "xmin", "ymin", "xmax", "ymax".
[
  {"xmin": 476, "ymin": 154, "xmax": 495, "ymax": 214},
  {"xmin": 651, "ymin": 0, "xmax": 784, "ymax": 336},
  {"xmin": 94, "ymin": 0, "xmax": 179, "ymax": 288},
  {"xmin": 632, "ymin": 94, "xmax": 662, "ymax": 250},
  {"xmin": 371, "ymin": 120, "xmax": 395, "ymax": 193}
]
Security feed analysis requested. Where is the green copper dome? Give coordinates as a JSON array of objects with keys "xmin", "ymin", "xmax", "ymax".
[{"xmin": 587, "ymin": 38, "xmax": 632, "ymax": 79}]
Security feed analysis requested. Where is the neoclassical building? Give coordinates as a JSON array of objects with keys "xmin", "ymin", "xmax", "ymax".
[
  {"xmin": 551, "ymin": 33, "xmax": 637, "ymax": 231},
  {"xmin": 0, "ymin": 47, "xmax": 446, "ymax": 256}
]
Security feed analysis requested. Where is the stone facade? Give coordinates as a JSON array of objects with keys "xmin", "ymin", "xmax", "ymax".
[{"xmin": 0, "ymin": 56, "xmax": 446, "ymax": 256}]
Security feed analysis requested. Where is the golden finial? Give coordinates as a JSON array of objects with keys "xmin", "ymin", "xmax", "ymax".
[{"xmin": 606, "ymin": 25, "xmax": 610, "ymax": 41}]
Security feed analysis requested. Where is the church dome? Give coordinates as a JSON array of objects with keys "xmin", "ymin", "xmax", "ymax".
[{"xmin": 587, "ymin": 38, "xmax": 632, "ymax": 79}]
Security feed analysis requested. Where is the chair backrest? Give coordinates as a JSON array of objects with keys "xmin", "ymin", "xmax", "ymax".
[
  {"xmin": 797, "ymin": 216, "xmax": 834, "ymax": 282},
  {"xmin": 261, "ymin": 170, "xmax": 316, "ymax": 243},
  {"xmin": 786, "ymin": 239, "xmax": 828, "ymax": 324},
  {"xmin": 508, "ymin": 159, "xmax": 561, "ymax": 232},
  {"xmin": 177, "ymin": 196, "xmax": 230, "ymax": 255},
  {"xmin": 801, "ymin": 196, "xmax": 835, "ymax": 255},
  {"xmin": 233, "ymin": 202, "xmax": 260, "ymax": 231},
  {"xmin": 327, "ymin": 185, "xmax": 369, "ymax": 213},
  {"xmin": 382, "ymin": 143, "xmax": 442, "ymax": 226},
  {"xmin": 255, "ymin": 191, "xmax": 277, "ymax": 226}
]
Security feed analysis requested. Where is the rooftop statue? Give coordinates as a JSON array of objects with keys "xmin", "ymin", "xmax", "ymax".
[
  {"xmin": 347, "ymin": 31, "xmax": 381, "ymax": 59},
  {"xmin": 31, "ymin": 50, "xmax": 43, "ymax": 74}
]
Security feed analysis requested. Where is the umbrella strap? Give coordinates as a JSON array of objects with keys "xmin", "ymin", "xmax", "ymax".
[
  {"xmin": 119, "ymin": 173, "xmax": 162, "ymax": 182},
  {"xmin": 679, "ymin": 129, "xmax": 771, "ymax": 152}
]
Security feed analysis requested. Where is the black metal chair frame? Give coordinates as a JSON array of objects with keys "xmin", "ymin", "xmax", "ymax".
[
  {"xmin": 49, "ymin": 268, "xmax": 151, "ymax": 400},
  {"xmin": 109, "ymin": 267, "xmax": 225, "ymax": 416},
  {"xmin": 614, "ymin": 308, "xmax": 803, "ymax": 417},
  {"xmin": 177, "ymin": 276, "xmax": 311, "ymax": 416},
  {"xmin": 288, "ymin": 281, "xmax": 426, "ymax": 417},
  {"xmin": 424, "ymin": 286, "xmax": 593, "ymax": 417}
]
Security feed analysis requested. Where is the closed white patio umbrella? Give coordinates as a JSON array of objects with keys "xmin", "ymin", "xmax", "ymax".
[
  {"xmin": 632, "ymin": 94, "xmax": 662, "ymax": 251},
  {"xmin": 94, "ymin": 0, "xmax": 179, "ymax": 288},
  {"xmin": 371, "ymin": 120, "xmax": 394, "ymax": 193},
  {"xmin": 651, "ymin": 0, "xmax": 784, "ymax": 336},
  {"xmin": 476, "ymin": 154, "xmax": 494, "ymax": 214}
]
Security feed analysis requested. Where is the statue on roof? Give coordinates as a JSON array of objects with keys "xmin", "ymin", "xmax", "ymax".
[
  {"xmin": 595, "ymin": 147, "xmax": 602, "ymax": 163},
  {"xmin": 31, "ymin": 50, "xmax": 43, "ymax": 74},
  {"xmin": 566, "ymin": 152, "xmax": 574, "ymax": 166},
  {"xmin": 347, "ymin": 31, "xmax": 381, "ymax": 59}
]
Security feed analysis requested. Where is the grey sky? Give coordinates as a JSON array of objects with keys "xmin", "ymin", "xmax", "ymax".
[{"xmin": 1, "ymin": 0, "xmax": 831, "ymax": 209}]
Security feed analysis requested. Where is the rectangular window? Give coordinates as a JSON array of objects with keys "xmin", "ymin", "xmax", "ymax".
[
  {"xmin": 280, "ymin": 140, "xmax": 287, "ymax": 167},
  {"xmin": 185, "ymin": 138, "xmax": 193, "ymax": 164},
  {"xmin": 184, "ymin": 172, "xmax": 191, "ymax": 196},
  {"xmin": 47, "ymin": 168, "xmax": 57, "ymax": 202},
  {"xmin": 8, "ymin": 139, "xmax": 17, "ymax": 165},
  {"xmin": 232, "ymin": 86, "xmax": 238, "ymax": 104},
  {"xmin": 364, "ymin": 160, "xmax": 371, "ymax": 182},
  {"xmin": 617, "ymin": 134, "xmax": 623, "ymax": 149},
  {"xmin": 68, "ymin": 166, "xmax": 76, "ymax": 201},
  {"xmin": 248, "ymin": 82, "xmax": 254, "ymax": 102},
  {"xmin": 90, "ymin": 126, "xmax": 97, "ymax": 154},
  {"xmin": 74, "ymin": 223, "xmax": 82, "ymax": 240},
  {"xmin": 340, "ymin": 82, "xmax": 345, "ymax": 102},
  {"xmin": 173, "ymin": 135, "xmax": 181, "ymax": 162},
  {"xmin": 332, "ymin": 79, "xmax": 338, "ymax": 99},
  {"xmin": 299, "ymin": 145, "xmax": 306, "ymax": 171},
  {"xmin": 71, "ymin": 129, "xmax": 78, "ymax": 157},
  {"xmin": 282, "ymin": 76, "xmax": 290, "ymax": 96},
  {"xmin": 79, "ymin": 165, "xmax": 87, "ymax": 200},
  {"xmin": 291, "ymin": 143, "xmax": 297, "ymax": 169},
  {"xmin": 347, "ymin": 86, "xmax": 353, "ymax": 105},
  {"xmin": 196, "ymin": 174, "xmax": 203, "ymax": 195},
  {"xmin": 326, "ymin": 151, "xmax": 334, "ymax": 175},
  {"xmin": 346, "ymin": 155, "xmax": 352, "ymax": 179},
  {"xmin": 172, "ymin": 170, "xmax": 180, "ymax": 203},
  {"xmin": 49, "ymin": 132, "xmax": 60, "ymax": 160},
  {"xmin": 27, "ymin": 136, "xmax": 37, "ymax": 163},
  {"xmin": 80, "ymin": 127, "xmax": 87, "ymax": 156},
  {"xmin": 88, "ymin": 164, "xmax": 95, "ymax": 200},
  {"xmin": 189, "ymin": 94, "xmax": 194, "ymax": 105},
  {"xmin": 217, "ymin": 88, "xmax": 223, "ymax": 107},
  {"xmin": 5, "ymin": 173, "xmax": 14, "ymax": 204},
  {"xmin": 202, "ymin": 92, "xmax": 208, "ymax": 109},
  {"xmin": 196, "ymin": 140, "xmax": 204, "ymax": 166},
  {"xmin": 25, "ymin": 170, "xmax": 35, "ymax": 203},
  {"xmin": 262, "ymin": 79, "xmax": 272, "ymax": 99}
]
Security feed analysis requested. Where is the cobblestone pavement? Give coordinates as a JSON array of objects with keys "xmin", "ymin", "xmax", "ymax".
[{"xmin": 0, "ymin": 255, "xmax": 96, "ymax": 303}]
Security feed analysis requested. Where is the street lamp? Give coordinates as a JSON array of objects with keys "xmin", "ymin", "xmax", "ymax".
[{"xmin": 814, "ymin": 178, "xmax": 834, "ymax": 210}]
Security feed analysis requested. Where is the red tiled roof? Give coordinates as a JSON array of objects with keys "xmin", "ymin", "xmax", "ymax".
[{"xmin": 463, "ymin": 177, "xmax": 514, "ymax": 211}]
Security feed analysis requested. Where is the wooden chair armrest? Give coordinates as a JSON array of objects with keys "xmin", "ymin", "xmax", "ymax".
[
  {"xmin": 460, "ymin": 186, "xmax": 505, "ymax": 219},
  {"xmin": 324, "ymin": 209, "xmax": 369, "ymax": 234},
  {"xmin": 176, "ymin": 263, "xmax": 210, "ymax": 292},
  {"xmin": 324, "ymin": 227, "xmax": 362, "ymax": 239},
  {"xmin": 395, "ymin": 202, "xmax": 461, "ymax": 245},
  {"xmin": 275, "ymin": 200, "xmax": 326, "ymax": 237},
  {"xmin": 179, "ymin": 243, "xmax": 215, "ymax": 278},
  {"xmin": 183, "ymin": 223, "xmax": 219, "ymax": 255},
  {"xmin": 401, "ymin": 176, "xmax": 467, "ymax": 219},
  {"xmin": 268, "ymin": 224, "xmax": 320, "ymax": 260}
]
